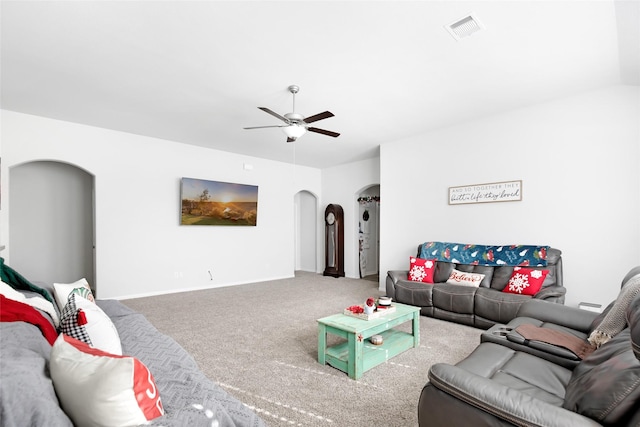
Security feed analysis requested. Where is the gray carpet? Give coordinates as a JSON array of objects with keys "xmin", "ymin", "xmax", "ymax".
[{"xmin": 122, "ymin": 271, "xmax": 481, "ymax": 427}]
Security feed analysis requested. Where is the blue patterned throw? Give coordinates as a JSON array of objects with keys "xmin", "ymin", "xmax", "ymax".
[{"xmin": 419, "ymin": 242, "xmax": 549, "ymax": 266}]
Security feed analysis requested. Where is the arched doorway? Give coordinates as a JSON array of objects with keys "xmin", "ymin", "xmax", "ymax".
[
  {"xmin": 294, "ymin": 190, "xmax": 317, "ymax": 272},
  {"xmin": 357, "ymin": 185, "xmax": 380, "ymax": 281},
  {"xmin": 9, "ymin": 160, "xmax": 95, "ymax": 292}
]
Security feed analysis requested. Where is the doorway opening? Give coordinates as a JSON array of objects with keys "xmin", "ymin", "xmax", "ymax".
[
  {"xmin": 9, "ymin": 160, "xmax": 96, "ymax": 293},
  {"xmin": 294, "ymin": 190, "xmax": 317, "ymax": 273},
  {"xmin": 357, "ymin": 185, "xmax": 380, "ymax": 282}
]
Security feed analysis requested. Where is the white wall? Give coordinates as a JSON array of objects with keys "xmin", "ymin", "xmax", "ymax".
[
  {"xmin": 1, "ymin": 110, "xmax": 322, "ymax": 299},
  {"xmin": 321, "ymin": 158, "xmax": 380, "ymax": 278},
  {"xmin": 4, "ymin": 85, "xmax": 638, "ymax": 307},
  {"xmin": 380, "ymin": 85, "xmax": 640, "ymax": 308}
]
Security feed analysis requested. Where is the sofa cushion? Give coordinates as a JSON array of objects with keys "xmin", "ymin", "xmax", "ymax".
[
  {"xmin": 97, "ymin": 299, "xmax": 267, "ymax": 427},
  {"xmin": 563, "ymin": 292, "xmax": 640, "ymax": 424},
  {"xmin": 488, "ymin": 266, "xmax": 516, "ymax": 290},
  {"xmin": 455, "ymin": 342, "xmax": 571, "ymax": 406},
  {"xmin": 50, "ymin": 334, "xmax": 165, "ymax": 427},
  {"xmin": 394, "ymin": 279, "xmax": 434, "ymax": 307},
  {"xmin": 446, "ymin": 269, "xmax": 485, "ymax": 287},
  {"xmin": 432, "ymin": 284, "xmax": 476, "ymax": 315},
  {"xmin": 562, "ymin": 329, "xmax": 640, "ymax": 424},
  {"xmin": 502, "ymin": 267, "xmax": 549, "ymax": 296},
  {"xmin": 408, "ymin": 257, "xmax": 436, "ymax": 283},
  {"xmin": 475, "ymin": 287, "xmax": 531, "ymax": 325},
  {"xmin": 0, "ymin": 322, "xmax": 73, "ymax": 427},
  {"xmin": 433, "ymin": 261, "xmax": 456, "ymax": 283}
]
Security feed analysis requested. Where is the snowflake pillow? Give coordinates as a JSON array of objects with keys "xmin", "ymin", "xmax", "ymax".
[
  {"xmin": 408, "ymin": 257, "xmax": 436, "ymax": 283},
  {"xmin": 503, "ymin": 267, "xmax": 549, "ymax": 296}
]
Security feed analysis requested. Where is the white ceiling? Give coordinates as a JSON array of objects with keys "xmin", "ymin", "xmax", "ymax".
[{"xmin": 2, "ymin": 1, "xmax": 638, "ymax": 169}]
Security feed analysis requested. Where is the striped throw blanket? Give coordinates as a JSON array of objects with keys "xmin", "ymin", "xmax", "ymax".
[{"xmin": 588, "ymin": 274, "xmax": 640, "ymax": 348}]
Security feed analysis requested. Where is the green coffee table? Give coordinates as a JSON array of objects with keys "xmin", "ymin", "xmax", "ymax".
[{"xmin": 317, "ymin": 303, "xmax": 420, "ymax": 379}]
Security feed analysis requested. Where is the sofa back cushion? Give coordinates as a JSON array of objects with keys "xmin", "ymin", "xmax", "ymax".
[
  {"xmin": 421, "ymin": 246, "xmax": 563, "ymax": 292},
  {"xmin": 562, "ymin": 294, "xmax": 640, "ymax": 424}
]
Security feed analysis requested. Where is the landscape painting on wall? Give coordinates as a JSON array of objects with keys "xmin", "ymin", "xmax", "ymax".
[{"xmin": 180, "ymin": 177, "xmax": 258, "ymax": 226}]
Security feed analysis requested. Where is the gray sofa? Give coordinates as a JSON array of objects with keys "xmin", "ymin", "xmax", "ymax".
[
  {"xmin": 0, "ymin": 262, "xmax": 265, "ymax": 427},
  {"xmin": 386, "ymin": 243, "xmax": 565, "ymax": 328},
  {"xmin": 418, "ymin": 266, "xmax": 640, "ymax": 426}
]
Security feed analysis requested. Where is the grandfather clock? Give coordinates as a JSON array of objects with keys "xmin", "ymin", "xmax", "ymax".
[{"xmin": 323, "ymin": 204, "xmax": 345, "ymax": 278}]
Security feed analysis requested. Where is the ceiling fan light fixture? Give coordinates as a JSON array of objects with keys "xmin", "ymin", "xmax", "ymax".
[
  {"xmin": 245, "ymin": 85, "xmax": 338, "ymax": 142},
  {"xmin": 282, "ymin": 124, "xmax": 307, "ymax": 139}
]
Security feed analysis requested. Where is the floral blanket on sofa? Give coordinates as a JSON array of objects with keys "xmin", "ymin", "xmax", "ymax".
[{"xmin": 419, "ymin": 242, "xmax": 549, "ymax": 267}]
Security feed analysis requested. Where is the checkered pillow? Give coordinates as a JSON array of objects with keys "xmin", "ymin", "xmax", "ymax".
[
  {"xmin": 59, "ymin": 294, "xmax": 122, "ymax": 355},
  {"xmin": 60, "ymin": 293, "xmax": 92, "ymax": 345}
]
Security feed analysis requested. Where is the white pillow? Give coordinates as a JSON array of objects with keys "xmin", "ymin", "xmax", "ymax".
[
  {"xmin": 50, "ymin": 334, "xmax": 164, "ymax": 427},
  {"xmin": 446, "ymin": 269, "xmax": 485, "ymax": 287},
  {"xmin": 53, "ymin": 278, "xmax": 95, "ymax": 311},
  {"xmin": 59, "ymin": 293, "xmax": 122, "ymax": 355}
]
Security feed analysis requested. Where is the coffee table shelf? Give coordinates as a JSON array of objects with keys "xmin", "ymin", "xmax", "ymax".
[{"xmin": 317, "ymin": 303, "xmax": 420, "ymax": 379}]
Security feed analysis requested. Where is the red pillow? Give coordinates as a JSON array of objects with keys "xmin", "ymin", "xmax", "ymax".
[
  {"xmin": 502, "ymin": 267, "xmax": 549, "ymax": 296},
  {"xmin": 408, "ymin": 257, "xmax": 436, "ymax": 283}
]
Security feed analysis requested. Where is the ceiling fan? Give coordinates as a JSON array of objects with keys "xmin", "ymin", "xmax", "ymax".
[{"xmin": 244, "ymin": 85, "xmax": 340, "ymax": 143}]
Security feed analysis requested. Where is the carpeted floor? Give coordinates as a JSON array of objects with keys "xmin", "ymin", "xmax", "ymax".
[{"xmin": 122, "ymin": 271, "xmax": 482, "ymax": 427}]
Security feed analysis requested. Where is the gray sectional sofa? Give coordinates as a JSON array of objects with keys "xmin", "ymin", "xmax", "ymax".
[
  {"xmin": 0, "ymin": 259, "xmax": 265, "ymax": 427},
  {"xmin": 386, "ymin": 242, "xmax": 565, "ymax": 328},
  {"xmin": 418, "ymin": 266, "xmax": 640, "ymax": 426}
]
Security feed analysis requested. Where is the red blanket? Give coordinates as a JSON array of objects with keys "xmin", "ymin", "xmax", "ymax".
[{"xmin": 0, "ymin": 295, "xmax": 58, "ymax": 345}]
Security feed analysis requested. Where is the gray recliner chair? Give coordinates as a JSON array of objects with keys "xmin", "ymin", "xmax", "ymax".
[
  {"xmin": 418, "ymin": 267, "xmax": 640, "ymax": 426},
  {"xmin": 479, "ymin": 265, "xmax": 640, "ymax": 369}
]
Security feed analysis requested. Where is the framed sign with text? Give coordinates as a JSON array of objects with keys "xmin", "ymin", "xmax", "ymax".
[{"xmin": 448, "ymin": 180, "xmax": 522, "ymax": 205}]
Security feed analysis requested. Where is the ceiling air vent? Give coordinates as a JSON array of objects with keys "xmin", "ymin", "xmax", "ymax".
[{"xmin": 445, "ymin": 14, "xmax": 484, "ymax": 41}]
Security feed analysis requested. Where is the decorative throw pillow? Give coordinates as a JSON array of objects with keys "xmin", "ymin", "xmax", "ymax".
[
  {"xmin": 53, "ymin": 278, "xmax": 95, "ymax": 311},
  {"xmin": 408, "ymin": 257, "xmax": 436, "ymax": 283},
  {"xmin": 446, "ymin": 269, "xmax": 485, "ymax": 287},
  {"xmin": 503, "ymin": 267, "xmax": 549, "ymax": 296},
  {"xmin": 50, "ymin": 334, "xmax": 164, "ymax": 427},
  {"xmin": 59, "ymin": 293, "xmax": 122, "ymax": 355}
]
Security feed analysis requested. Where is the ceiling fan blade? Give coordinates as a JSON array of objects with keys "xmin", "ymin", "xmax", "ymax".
[
  {"xmin": 303, "ymin": 111, "xmax": 334, "ymax": 124},
  {"xmin": 243, "ymin": 125, "xmax": 285, "ymax": 130},
  {"xmin": 308, "ymin": 127, "xmax": 340, "ymax": 138},
  {"xmin": 258, "ymin": 107, "xmax": 288, "ymax": 122}
]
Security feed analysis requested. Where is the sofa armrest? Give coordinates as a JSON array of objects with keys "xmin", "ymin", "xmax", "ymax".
[
  {"xmin": 427, "ymin": 363, "xmax": 601, "ymax": 427},
  {"xmin": 533, "ymin": 285, "xmax": 566, "ymax": 302},
  {"xmin": 385, "ymin": 270, "xmax": 408, "ymax": 299},
  {"xmin": 516, "ymin": 299, "xmax": 598, "ymax": 333}
]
